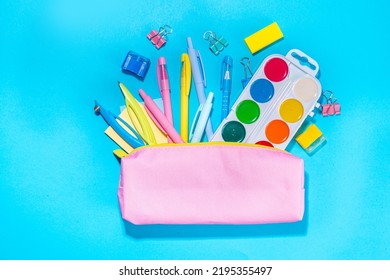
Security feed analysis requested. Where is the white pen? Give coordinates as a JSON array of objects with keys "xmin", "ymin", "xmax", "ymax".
[{"xmin": 190, "ymin": 92, "xmax": 214, "ymax": 143}]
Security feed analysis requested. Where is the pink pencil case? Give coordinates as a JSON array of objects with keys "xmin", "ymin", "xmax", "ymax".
[{"xmin": 118, "ymin": 143, "xmax": 305, "ymax": 225}]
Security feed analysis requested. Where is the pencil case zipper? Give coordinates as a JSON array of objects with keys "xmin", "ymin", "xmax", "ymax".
[{"xmin": 124, "ymin": 141, "xmax": 289, "ymax": 157}]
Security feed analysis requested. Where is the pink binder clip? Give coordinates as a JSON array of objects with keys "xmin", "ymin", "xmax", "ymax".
[
  {"xmin": 322, "ymin": 103, "xmax": 340, "ymax": 116},
  {"xmin": 321, "ymin": 90, "xmax": 340, "ymax": 116},
  {"xmin": 147, "ymin": 25, "xmax": 172, "ymax": 49}
]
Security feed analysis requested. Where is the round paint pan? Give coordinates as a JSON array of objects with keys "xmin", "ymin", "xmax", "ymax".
[
  {"xmin": 264, "ymin": 57, "xmax": 289, "ymax": 82},
  {"xmin": 236, "ymin": 100, "xmax": 260, "ymax": 124},
  {"xmin": 293, "ymin": 77, "xmax": 319, "ymax": 102},
  {"xmin": 250, "ymin": 78, "xmax": 274, "ymax": 103},
  {"xmin": 221, "ymin": 121, "xmax": 246, "ymax": 142},
  {"xmin": 279, "ymin": 98, "xmax": 304, "ymax": 123},
  {"xmin": 265, "ymin": 119, "xmax": 290, "ymax": 144},
  {"xmin": 255, "ymin": 140, "xmax": 274, "ymax": 147}
]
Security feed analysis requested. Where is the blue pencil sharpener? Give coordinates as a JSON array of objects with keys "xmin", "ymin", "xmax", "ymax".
[{"xmin": 121, "ymin": 51, "xmax": 151, "ymax": 80}]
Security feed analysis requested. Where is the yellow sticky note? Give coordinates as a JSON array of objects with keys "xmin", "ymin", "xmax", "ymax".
[
  {"xmin": 113, "ymin": 149, "xmax": 128, "ymax": 159},
  {"xmin": 244, "ymin": 22, "xmax": 284, "ymax": 54},
  {"xmin": 105, "ymin": 103, "xmax": 168, "ymax": 154}
]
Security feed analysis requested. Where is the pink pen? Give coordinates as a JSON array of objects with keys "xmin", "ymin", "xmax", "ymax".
[
  {"xmin": 139, "ymin": 89, "xmax": 184, "ymax": 144},
  {"xmin": 157, "ymin": 57, "xmax": 173, "ymax": 124}
]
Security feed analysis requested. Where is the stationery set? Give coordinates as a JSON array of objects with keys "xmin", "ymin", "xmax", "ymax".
[{"xmin": 95, "ymin": 22, "xmax": 333, "ymax": 225}]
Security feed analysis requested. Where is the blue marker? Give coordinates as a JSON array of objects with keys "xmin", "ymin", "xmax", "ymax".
[
  {"xmin": 221, "ymin": 55, "xmax": 233, "ymax": 121},
  {"xmin": 186, "ymin": 37, "xmax": 214, "ymax": 140}
]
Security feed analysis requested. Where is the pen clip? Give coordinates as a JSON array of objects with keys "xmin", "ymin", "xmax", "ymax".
[
  {"xmin": 220, "ymin": 60, "xmax": 228, "ymax": 89},
  {"xmin": 119, "ymin": 82, "xmax": 157, "ymax": 145},
  {"xmin": 157, "ymin": 62, "xmax": 162, "ymax": 90},
  {"xmin": 220, "ymin": 56, "xmax": 232, "ymax": 89},
  {"xmin": 181, "ymin": 54, "xmax": 191, "ymax": 95},
  {"xmin": 188, "ymin": 103, "xmax": 203, "ymax": 142},
  {"xmin": 94, "ymin": 101, "xmax": 144, "ymax": 148},
  {"xmin": 196, "ymin": 50, "xmax": 207, "ymax": 88},
  {"xmin": 116, "ymin": 115, "xmax": 144, "ymax": 145},
  {"xmin": 125, "ymin": 98, "xmax": 144, "ymax": 135}
]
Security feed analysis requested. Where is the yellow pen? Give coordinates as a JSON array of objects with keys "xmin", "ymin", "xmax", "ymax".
[
  {"xmin": 118, "ymin": 82, "xmax": 157, "ymax": 145},
  {"xmin": 180, "ymin": 53, "xmax": 191, "ymax": 142}
]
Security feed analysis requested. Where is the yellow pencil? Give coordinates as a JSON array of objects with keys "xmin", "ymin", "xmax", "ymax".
[{"xmin": 180, "ymin": 53, "xmax": 191, "ymax": 142}]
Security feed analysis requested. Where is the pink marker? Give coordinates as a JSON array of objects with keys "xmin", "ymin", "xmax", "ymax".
[{"xmin": 139, "ymin": 89, "xmax": 184, "ymax": 144}]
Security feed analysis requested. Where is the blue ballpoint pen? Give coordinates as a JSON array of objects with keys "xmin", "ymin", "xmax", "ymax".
[
  {"xmin": 186, "ymin": 37, "xmax": 214, "ymax": 140},
  {"xmin": 94, "ymin": 101, "xmax": 144, "ymax": 148},
  {"xmin": 221, "ymin": 55, "xmax": 233, "ymax": 121}
]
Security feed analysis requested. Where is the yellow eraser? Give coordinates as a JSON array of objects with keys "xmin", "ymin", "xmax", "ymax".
[
  {"xmin": 244, "ymin": 22, "xmax": 284, "ymax": 54},
  {"xmin": 296, "ymin": 124, "xmax": 323, "ymax": 149}
]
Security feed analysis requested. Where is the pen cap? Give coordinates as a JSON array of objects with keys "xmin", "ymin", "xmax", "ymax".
[
  {"xmin": 205, "ymin": 91, "xmax": 214, "ymax": 104},
  {"xmin": 221, "ymin": 55, "xmax": 233, "ymax": 87},
  {"xmin": 158, "ymin": 56, "xmax": 166, "ymax": 65},
  {"xmin": 180, "ymin": 53, "xmax": 191, "ymax": 95}
]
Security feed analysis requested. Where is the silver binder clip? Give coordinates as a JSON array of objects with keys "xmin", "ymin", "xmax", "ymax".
[
  {"xmin": 240, "ymin": 57, "xmax": 254, "ymax": 88},
  {"xmin": 321, "ymin": 90, "xmax": 340, "ymax": 116}
]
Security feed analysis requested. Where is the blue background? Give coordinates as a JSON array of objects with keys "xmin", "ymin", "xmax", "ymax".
[{"xmin": 1, "ymin": 0, "xmax": 389, "ymax": 259}]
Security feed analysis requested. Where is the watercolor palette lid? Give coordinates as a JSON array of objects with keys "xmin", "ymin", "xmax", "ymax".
[{"xmin": 211, "ymin": 49, "xmax": 322, "ymax": 150}]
